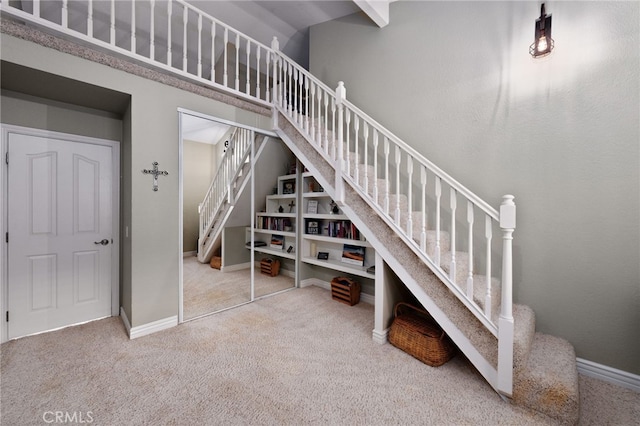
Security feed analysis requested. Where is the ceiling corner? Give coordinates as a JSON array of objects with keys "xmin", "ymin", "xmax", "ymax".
[{"xmin": 353, "ymin": 0, "xmax": 390, "ymax": 28}]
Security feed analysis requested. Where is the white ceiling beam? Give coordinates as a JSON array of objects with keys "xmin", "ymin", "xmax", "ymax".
[{"xmin": 353, "ymin": 0, "xmax": 390, "ymax": 28}]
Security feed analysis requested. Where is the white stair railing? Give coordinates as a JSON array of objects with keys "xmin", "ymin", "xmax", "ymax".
[
  {"xmin": 197, "ymin": 127, "xmax": 252, "ymax": 258},
  {"xmin": 272, "ymin": 48, "xmax": 516, "ymax": 395},
  {"xmin": 1, "ymin": 0, "xmax": 515, "ymax": 396},
  {"xmin": 0, "ymin": 0, "xmax": 273, "ymax": 107}
]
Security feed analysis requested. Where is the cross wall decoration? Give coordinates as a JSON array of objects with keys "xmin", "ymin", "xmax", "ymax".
[{"xmin": 142, "ymin": 162, "xmax": 169, "ymax": 192}]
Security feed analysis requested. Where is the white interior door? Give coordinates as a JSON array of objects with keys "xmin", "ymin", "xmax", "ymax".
[{"xmin": 7, "ymin": 132, "xmax": 114, "ymax": 339}]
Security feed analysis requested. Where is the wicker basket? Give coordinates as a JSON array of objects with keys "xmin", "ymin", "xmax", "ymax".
[{"xmin": 388, "ymin": 302, "xmax": 456, "ymax": 367}]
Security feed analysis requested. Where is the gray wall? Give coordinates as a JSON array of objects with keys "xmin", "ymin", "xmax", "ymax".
[
  {"xmin": 2, "ymin": 33, "xmax": 272, "ymax": 327},
  {"xmin": 310, "ymin": 2, "xmax": 640, "ymax": 374}
]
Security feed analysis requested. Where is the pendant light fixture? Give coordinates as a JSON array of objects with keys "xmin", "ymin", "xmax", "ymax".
[{"xmin": 529, "ymin": 3, "xmax": 554, "ymax": 58}]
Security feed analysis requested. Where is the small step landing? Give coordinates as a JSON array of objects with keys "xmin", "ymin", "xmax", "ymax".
[{"xmin": 513, "ymin": 332, "xmax": 580, "ymax": 425}]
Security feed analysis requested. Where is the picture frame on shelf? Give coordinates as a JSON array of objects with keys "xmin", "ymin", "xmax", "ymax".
[
  {"xmin": 342, "ymin": 244, "xmax": 365, "ymax": 266},
  {"xmin": 283, "ymin": 180, "xmax": 295, "ymax": 194},
  {"xmin": 306, "ymin": 220, "xmax": 319, "ymax": 235},
  {"xmin": 270, "ymin": 234, "xmax": 285, "ymax": 250},
  {"xmin": 307, "ymin": 200, "xmax": 318, "ymax": 214},
  {"xmin": 317, "ymin": 252, "xmax": 329, "ymax": 260}
]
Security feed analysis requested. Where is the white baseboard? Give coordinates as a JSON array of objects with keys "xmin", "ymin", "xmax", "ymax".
[
  {"xmin": 299, "ymin": 278, "xmax": 374, "ymax": 305},
  {"xmin": 182, "ymin": 251, "xmax": 196, "ymax": 258},
  {"xmin": 222, "ymin": 262, "xmax": 252, "ymax": 272},
  {"xmin": 252, "ymin": 261, "xmax": 295, "ymax": 278},
  {"xmin": 121, "ymin": 309, "xmax": 178, "ymax": 340},
  {"xmin": 577, "ymin": 358, "xmax": 640, "ymax": 392}
]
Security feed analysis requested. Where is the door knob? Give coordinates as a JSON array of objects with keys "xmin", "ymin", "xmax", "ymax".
[{"xmin": 94, "ymin": 239, "xmax": 109, "ymax": 246}]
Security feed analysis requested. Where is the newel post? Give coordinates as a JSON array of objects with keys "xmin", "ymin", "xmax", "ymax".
[
  {"xmin": 334, "ymin": 81, "xmax": 346, "ymax": 205},
  {"xmin": 497, "ymin": 194, "xmax": 516, "ymax": 396}
]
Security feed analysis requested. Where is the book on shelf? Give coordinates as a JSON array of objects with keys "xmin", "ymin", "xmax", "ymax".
[
  {"xmin": 342, "ymin": 244, "xmax": 365, "ymax": 266},
  {"xmin": 307, "ymin": 200, "xmax": 318, "ymax": 214},
  {"xmin": 246, "ymin": 241, "xmax": 267, "ymax": 248},
  {"xmin": 270, "ymin": 234, "xmax": 285, "ymax": 250}
]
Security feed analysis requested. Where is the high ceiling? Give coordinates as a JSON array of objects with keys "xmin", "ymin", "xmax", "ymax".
[{"xmin": 185, "ymin": 1, "xmax": 389, "ymax": 66}]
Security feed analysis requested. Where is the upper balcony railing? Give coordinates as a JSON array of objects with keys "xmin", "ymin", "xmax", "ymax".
[{"xmin": 1, "ymin": 0, "xmax": 515, "ymax": 396}]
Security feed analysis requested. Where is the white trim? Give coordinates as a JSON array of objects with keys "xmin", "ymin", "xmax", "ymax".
[
  {"xmin": 577, "ymin": 358, "xmax": 640, "ymax": 392},
  {"xmin": 372, "ymin": 328, "xmax": 389, "ymax": 344},
  {"xmin": 0, "ymin": 124, "xmax": 120, "ymax": 343},
  {"xmin": 299, "ymin": 278, "xmax": 374, "ymax": 305},
  {"xmin": 128, "ymin": 315, "xmax": 178, "ymax": 340},
  {"xmin": 183, "ymin": 251, "xmax": 196, "ymax": 258}
]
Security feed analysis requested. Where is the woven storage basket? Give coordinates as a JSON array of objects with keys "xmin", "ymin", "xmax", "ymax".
[{"xmin": 388, "ymin": 302, "xmax": 456, "ymax": 367}]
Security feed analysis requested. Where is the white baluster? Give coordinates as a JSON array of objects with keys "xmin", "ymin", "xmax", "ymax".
[
  {"xmin": 406, "ymin": 156, "xmax": 414, "ymax": 239},
  {"xmin": 62, "ymin": 0, "xmax": 68, "ymax": 29},
  {"xmin": 223, "ymin": 28, "xmax": 228, "ymax": 87},
  {"xmin": 485, "ymin": 215, "xmax": 492, "ymax": 318},
  {"xmin": 435, "ymin": 176, "xmax": 442, "ymax": 267},
  {"xmin": 270, "ymin": 37, "xmax": 278, "ymax": 105},
  {"xmin": 130, "ymin": 0, "xmax": 136, "ymax": 53},
  {"xmin": 467, "ymin": 201, "xmax": 474, "ymax": 298},
  {"xmin": 197, "ymin": 14, "xmax": 203, "ymax": 77},
  {"xmin": 395, "ymin": 146, "xmax": 401, "ymax": 226},
  {"xmin": 304, "ymin": 76, "xmax": 310, "ymax": 133},
  {"xmin": 293, "ymin": 68, "xmax": 299, "ymax": 122},
  {"xmin": 265, "ymin": 45, "xmax": 271, "ymax": 101},
  {"xmin": 256, "ymin": 46, "xmax": 261, "ymax": 98},
  {"xmin": 362, "ymin": 120, "xmax": 370, "ymax": 195},
  {"xmin": 420, "ymin": 165, "xmax": 427, "ymax": 253},
  {"xmin": 331, "ymin": 98, "xmax": 336, "ymax": 159},
  {"xmin": 110, "ymin": 0, "xmax": 116, "ymax": 45},
  {"xmin": 150, "ymin": 0, "xmax": 156, "ymax": 60},
  {"xmin": 287, "ymin": 62, "xmax": 293, "ymax": 114},
  {"xmin": 210, "ymin": 21, "xmax": 215, "ymax": 82},
  {"xmin": 316, "ymin": 90, "xmax": 322, "ymax": 146},
  {"xmin": 235, "ymin": 33, "xmax": 240, "ymax": 90},
  {"xmin": 166, "ymin": 1, "xmax": 172, "ymax": 66},
  {"xmin": 34, "ymin": 0, "xmax": 41, "ymax": 18},
  {"xmin": 369, "ymin": 126, "xmax": 375, "ymax": 200},
  {"xmin": 450, "ymin": 188, "xmax": 457, "ymax": 284},
  {"xmin": 335, "ymin": 81, "xmax": 346, "ymax": 204},
  {"xmin": 383, "ymin": 136, "xmax": 390, "ymax": 215},
  {"xmin": 244, "ymin": 40, "xmax": 250, "ymax": 94},
  {"xmin": 87, "ymin": 0, "xmax": 93, "ymax": 37},
  {"xmin": 345, "ymin": 109, "xmax": 352, "ymax": 176},
  {"xmin": 323, "ymin": 94, "xmax": 329, "ymax": 155},
  {"xmin": 353, "ymin": 115, "xmax": 360, "ymax": 184},
  {"xmin": 182, "ymin": 6, "xmax": 188, "ymax": 72}
]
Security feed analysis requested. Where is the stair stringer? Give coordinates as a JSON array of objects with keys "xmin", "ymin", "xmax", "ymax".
[
  {"xmin": 274, "ymin": 112, "xmax": 503, "ymax": 392},
  {"xmin": 198, "ymin": 136, "xmax": 270, "ymax": 264}
]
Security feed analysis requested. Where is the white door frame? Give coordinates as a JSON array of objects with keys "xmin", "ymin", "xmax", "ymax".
[{"xmin": 0, "ymin": 124, "xmax": 120, "ymax": 343}]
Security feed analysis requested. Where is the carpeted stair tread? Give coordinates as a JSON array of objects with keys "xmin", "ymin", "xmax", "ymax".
[{"xmin": 513, "ymin": 333, "xmax": 579, "ymax": 425}]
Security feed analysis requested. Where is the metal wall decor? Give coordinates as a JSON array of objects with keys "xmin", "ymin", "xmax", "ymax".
[{"xmin": 142, "ymin": 161, "xmax": 169, "ymax": 191}]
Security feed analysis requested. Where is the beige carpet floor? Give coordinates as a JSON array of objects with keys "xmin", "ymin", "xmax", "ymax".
[
  {"xmin": 1, "ymin": 286, "xmax": 638, "ymax": 425},
  {"xmin": 183, "ymin": 256, "xmax": 295, "ymax": 320}
]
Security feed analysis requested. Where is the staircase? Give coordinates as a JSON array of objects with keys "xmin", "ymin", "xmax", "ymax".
[
  {"xmin": 197, "ymin": 129, "xmax": 265, "ymax": 264},
  {"xmin": 1, "ymin": 1, "xmax": 580, "ymax": 424}
]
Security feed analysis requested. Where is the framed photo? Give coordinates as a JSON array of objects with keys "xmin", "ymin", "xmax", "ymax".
[
  {"xmin": 307, "ymin": 200, "xmax": 318, "ymax": 214},
  {"xmin": 283, "ymin": 180, "xmax": 295, "ymax": 194},
  {"xmin": 270, "ymin": 234, "xmax": 284, "ymax": 250},
  {"xmin": 306, "ymin": 220, "xmax": 319, "ymax": 235},
  {"xmin": 317, "ymin": 252, "xmax": 329, "ymax": 260},
  {"xmin": 342, "ymin": 244, "xmax": 365, "ymax": 266}
]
